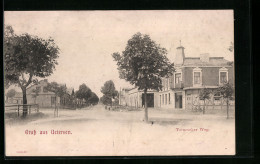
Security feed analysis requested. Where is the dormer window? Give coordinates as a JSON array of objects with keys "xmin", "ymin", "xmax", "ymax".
[
  {"xmin": 219, "ymin": 67, "xmax": 228, "ymax": 85},
  {"xmin": 193, "ymin": 67, "xmax": 202, "ymax": 86}
]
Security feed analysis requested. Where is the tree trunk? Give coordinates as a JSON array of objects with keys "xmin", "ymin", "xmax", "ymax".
[
  {"xmin": 21, "ymin": 87, "xmax": 28, "ymax": 117},
  {"xmin": 56, "ymin": 98, "xmax": 60, "ymax": 117},
  {"xmin": 111, "ymin": 97, "xmax": 113, "ymax": 109},
  {"xmin": 54, "ymin": 96, "xmax": 57, "ymax": 117},
  {"xmin": 203, "ymin": 100, "xmax": 205, "ymax": 114},
  {"xmin": 144, "ymin": 88, "xmax": 148, "ymax": 122},
  {"xmin": 226, "ymin": 98, "xmax": 229, "ymax": 119}
]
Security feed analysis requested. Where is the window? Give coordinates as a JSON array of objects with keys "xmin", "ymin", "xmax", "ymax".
[
  {"xmin": 214, "ymin": 92, "xmax": 221, "ymax": 101},
  {"xmin": 43, "ymin": 86, "xmax": 48, "ymax": 92},
  {"xmin": 219, "ymin": 67, "xmax": 228, "ymax": 85},
  {"xmin": 194, "ymin": 72, "xmax": 201, "ymax": 84},
  {"xmin": 51, "ymin": 97, "xmax": 56, "ymax": 104},
  {"xmin": 165, "ymin": 94, "xmax": 167, "ymax": 104},
  {"xmin": 193, "ymin": 67, "xmax": 202, "ymax": 86},
  {"xmin": 162, "ymin": 94, "xmax": 164, "ymax": 105},
  {"xmin": 160, "ymin": 95, "xmax": 161, "ymax": 106},
  {"xmin": 175, "ymin": 73, "xmax": 181, "ymax": 84},
  {"xmin": 162, "ymin": 79, "xmax": 165, "ymax": 91},
  {"xmin": 187, "ymin": 94, "xmax": 191, "ymax": 101},
  {"xmin": 220, "ymin": 72, "xmax": 227, "ymax": 84},
  {"xmin": 36, "ymin": 86, "xmax": 41, "ymax": 92},
  {"xmin": 168, "ymin": 93, "xmax": 171, "ymax": 104}
]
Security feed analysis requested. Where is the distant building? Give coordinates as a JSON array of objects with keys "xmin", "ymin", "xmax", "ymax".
[
  {"xmin": 119, "ymin": 88, "xmax": 158, "ymax": 108},
  {"xmin": 26, "ymin": 79, "xmax": 60, "ymax": 108},
  {"xmin": 120, "ymin": 44, "xmax": 234, "ymax": 109},
  {"xmin": 119, "ymin": 88, "xmax": 130, "ymax": 106},
  {"xmin": 6, "ymin": 92, "xmax": 23, "ymax": 104}
]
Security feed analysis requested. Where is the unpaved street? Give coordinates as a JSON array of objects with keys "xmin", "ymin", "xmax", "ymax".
[{"xmin": 5, "ymin": 105, "xmax": 235, "ymax": 156}]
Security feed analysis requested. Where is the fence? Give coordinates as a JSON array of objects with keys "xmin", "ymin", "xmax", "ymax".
[
  {"xmin": 186, "ymin": 97, "xmax": 235, "ymax": 111},
  {"xmin": 5, "ymin": 104, "xmax": 40, "ymax": 117}
]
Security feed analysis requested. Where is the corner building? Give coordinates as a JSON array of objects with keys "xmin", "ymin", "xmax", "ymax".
[{"xmin": 158, "ymin": 45, "xmax": 234, "ymax": 109}]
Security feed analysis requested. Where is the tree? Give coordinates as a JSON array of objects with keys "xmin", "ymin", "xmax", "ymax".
[
  {"xmin": 112, "ymin": 32, "xmax": 174, "ymax": 122},
  {"xmin": 4, "ymin": 25, "xmax": 59, "ymax": 117},
  {"xmin": 87, "ymin": 92, "xmax": 99, "ymax": 106},
  {"xmin": 100, "ymin": 95, "xmax": 112, "ymax": 106},
  {"xmin": 6, "ymin": 89, "xmax": 16, "ymax": 103},
  {"xmin": 70, "ymin": 89, "xmax": 77, "ymax": 109},
  {"xmin": 31, "ymin": 87, "xmax": 40, "ymax": 104},
  {"xmin": 218, "ymin": 81, "xmax": 234, "ymax": 119},
  {"xmin": 199, "ymin": 87, "xmax": 211, "ymax": 114},
  {"xmin": 75, "ymin": 84, "xmax": 92, "ymax": 107},
  {"xmin": 44, "ymin": 82, "xmax": 67, "ymax": 117},
  {"xmin": 100, "ymin": 80, "xmax": 118, "ymax": 108}
]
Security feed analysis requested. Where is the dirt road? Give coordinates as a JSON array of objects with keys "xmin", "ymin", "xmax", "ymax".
[{"xmin": 5, "ymin": 105, "xmax": 235, "ymax": 156}]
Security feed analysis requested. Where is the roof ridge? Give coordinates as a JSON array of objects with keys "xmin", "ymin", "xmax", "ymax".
[
  {"xmin": 210, "ymin": 57, "xmax": 224, "ymax": 59},
  {"xmin": 184, "ymin": 57, "xmax": 200, "ymax": 59}
]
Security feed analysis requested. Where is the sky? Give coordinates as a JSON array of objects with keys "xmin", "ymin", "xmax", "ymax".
[{"xmin": 4, "ymin": 10, "xmax": 234, "ymax": 97}]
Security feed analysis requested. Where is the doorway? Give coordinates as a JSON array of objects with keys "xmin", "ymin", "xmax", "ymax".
[{"xmin": 175, "ymin": 92, "xmax": 182, "ymax": 108}]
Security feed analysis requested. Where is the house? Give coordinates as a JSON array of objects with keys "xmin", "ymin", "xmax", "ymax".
[
  {"xmin": 120, "ymin": 44, "xmax": 234, "ymax": 110},
  {"xmin": 26, "ymin": 79, "xmax": 60, "ymax": 108},
  {"xmin": 6, "ymin": 92, "xmax": 23, "ymax": 104},
  {"xmin": 119, "ymin": 88, "xmax": 158, "ymax": 108},
  {"xmin": 119, "ymin": 88, "xmax": 130, "ymax": 106},
  {"xmin": 158, "ymin": 45, "xmax": 234, "ymax": 109}
]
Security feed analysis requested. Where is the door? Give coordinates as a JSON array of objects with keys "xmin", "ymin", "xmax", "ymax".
[
  {"xmin": 179, "ymin": 95, "xmax": 182, "ymax": 108},
  {"xmin": 175, "ymin": 92, "xmax": 183, "ymax": 108}
]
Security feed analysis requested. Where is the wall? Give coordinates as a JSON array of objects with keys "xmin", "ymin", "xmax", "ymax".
[
  {"xmin": 27, "ymin": 94, "xmax": 60, "ymax": 108},
  {"xmin": 183, "ymin": 67, "xmax": 193, "ymax": 87},
  {"xmin": 26, "ymin": 80, "xmax": 60, "ymax": 108},
  {"xmin": 202, "ymin": 67, "xmax": 220, "ymax": 86},
  {"xmin": 183, "ymin": 66, "xmax": 234, "ymax": 87},
  {"xmin": 228, "ymin": 67, "xmax": 234, "ymax": 84},
  {"xmin": 157, "ymin": 90, "xmax": 174, "ymax": 109}
]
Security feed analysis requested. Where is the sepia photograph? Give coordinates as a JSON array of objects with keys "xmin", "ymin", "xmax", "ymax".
[{"xmin": 4, "ymin": 10, "xmax": 235, "ymax": 156}]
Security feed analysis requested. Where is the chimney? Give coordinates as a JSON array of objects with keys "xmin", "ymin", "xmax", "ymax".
[
  {"xmin": 175, "ymin": 41, "xmax": 185, "ymax": 66},
  {"xmin": 200, "ymin": 53, "xmax": 209, "ymax": 63}
]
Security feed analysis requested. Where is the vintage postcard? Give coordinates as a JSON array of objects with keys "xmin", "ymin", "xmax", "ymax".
[{"xmin": 4, "ymin": 10, "xmax": 235, "ymax": 156}]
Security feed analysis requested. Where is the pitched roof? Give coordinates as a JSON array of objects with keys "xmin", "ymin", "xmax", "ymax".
[{"xmin": 183, "ymin": 57, "xmax": 231, "ymax": 66}]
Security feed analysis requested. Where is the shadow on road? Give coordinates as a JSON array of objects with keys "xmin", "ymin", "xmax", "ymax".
[{"xmin": 148, "ymin": 118, "xmax": 192, "ymax": 126}]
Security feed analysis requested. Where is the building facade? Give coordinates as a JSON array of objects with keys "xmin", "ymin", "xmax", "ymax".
[
  {"xmin": 158, "ymin": 45, "xmax": 234, "ymax": 109},
  {"xmin": 26, "ymin": 79, "xmax": 60, "ymax": 108},
  {"xmin": 6, "ymin": 92, "xmax": 23, "ymax": 104},
  {"xmin": 119, "ymin": 87, "xmax": 159, "ymax": 108},
  {"xmin": 119, "ymin": 45, "xmax": 234, "ymax": 110}
]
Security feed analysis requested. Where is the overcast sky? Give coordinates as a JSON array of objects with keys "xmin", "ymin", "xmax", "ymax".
[{"xmin": 4, "ymin": 10, "xmax": 234, "ymax": 97}]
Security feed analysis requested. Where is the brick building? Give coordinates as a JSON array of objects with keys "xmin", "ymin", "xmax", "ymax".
[
  {"xmin": 119, "ymin": 45, "xmax": 234, "ymax": 110},
  {"xmin": 158, "ymin": 45, "xmax": 234, "ymax": 109}
]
